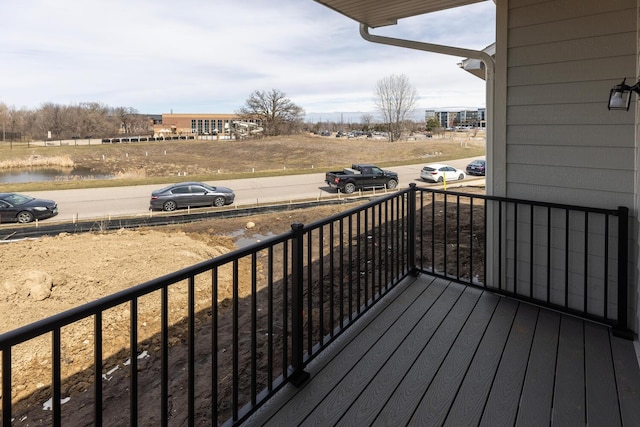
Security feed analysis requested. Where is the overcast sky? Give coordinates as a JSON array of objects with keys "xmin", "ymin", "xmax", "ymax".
[{"xmin": 2, "ymin": 1, "xmax": 495, "ymax": 121}]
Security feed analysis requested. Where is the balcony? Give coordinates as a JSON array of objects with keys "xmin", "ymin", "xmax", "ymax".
[
  {"xmin": 1, "ymin": 186, "xmax": 639, "ymax": 426},
  {"xmin": 245, "ymin": 273, "xmax": 640, "ymax": 425}
]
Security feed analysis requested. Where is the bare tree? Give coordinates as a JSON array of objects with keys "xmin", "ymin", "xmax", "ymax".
[
  {"xmin": 7, "ymin": 108, "xmax": 26, "ymax": 142},
  {"xmin": 237, "ymin": 89, "xmax": 305, "ymax": 137},
  {"xmin": 0, "ymin": 104, "xmax": 25, "ymax": 142},
  {"xmin": 360, "ymin": 113, "xmax": 374, "ymax": 132},
  {"xmin": 0, "ymin": 103, "xmax": 8, "ymax": 142},
  {"xmin": 36, "ymin": 103, "xmax": 65, "ymax": 139},
  {"xmin": 114, "ymin": 107, "xmax": 140, "ymax": 135},
  {"xmin": 374, "ymin": 74, "xmax": 418, "ymax": 142},
  {"xmin": 20, "ymin": 109, "xmax": 38, "ymax": 141},
  {"xmin": 78, "ymin": 102, "xmax": 115, "ymax": 137}
]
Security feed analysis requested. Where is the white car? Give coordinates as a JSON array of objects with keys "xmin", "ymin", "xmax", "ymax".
[{"xmin": 420, "ymin": 164, "xmax": 466, "ymax": 183}]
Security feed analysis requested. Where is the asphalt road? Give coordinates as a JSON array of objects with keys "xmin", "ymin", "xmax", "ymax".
[{"xmin": 24, "ymin": 157, "xmax": 485, "ymax": 223}]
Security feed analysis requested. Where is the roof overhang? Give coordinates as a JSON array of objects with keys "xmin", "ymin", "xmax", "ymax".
[
  {"xmin": 459, "ymin": 43, "xmax": 496, "ymax": 80},
  {"xmin": 314, "ymin": 0, "xmax": 489, "ymax": 28}
]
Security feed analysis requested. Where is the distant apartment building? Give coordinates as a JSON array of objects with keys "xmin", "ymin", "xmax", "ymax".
[{"xmin": 425, "ymin": 108, "xmax": 486, "ymax": 129}]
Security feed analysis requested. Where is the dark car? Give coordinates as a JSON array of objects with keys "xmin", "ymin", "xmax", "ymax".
[
  {"xmin": 466, "ymin": 158, "xmax": 486, "ymax": 176},
  {"xmin": 0, "ymin": 192, "xmax": 58, "ymax": 223},
  {"xmin": 149, "ymin": 182, "xmax": 235, "ymax": 212}
]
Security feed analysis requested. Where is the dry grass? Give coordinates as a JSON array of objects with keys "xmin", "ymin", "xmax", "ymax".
[
  {"xmin": 0, "ymin": 154, "xmax": 74, "ymax": 169},
  {"xmin": 0, "ymin": 133, "xmax": 485, "ymax": 191}
]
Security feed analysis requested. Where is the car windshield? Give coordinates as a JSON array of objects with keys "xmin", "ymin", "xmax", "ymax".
[
  {"xmin": 422, "ymin": 167, "xmax": 436, "ymax": 172},
  {"xmin": 2, "ymin": 193, "xmax": 33, "ymax": 206}
]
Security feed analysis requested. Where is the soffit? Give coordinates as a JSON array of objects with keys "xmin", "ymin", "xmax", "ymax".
[{"xmin": 314, "ymin": 0, "xmax": 488, "ymax": 28}]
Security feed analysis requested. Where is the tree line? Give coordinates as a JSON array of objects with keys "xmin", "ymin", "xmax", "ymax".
[
  {"xmin": 0, "ymin": 102, "xmax": 151, "ymax": 142},
  {"xmin": 1, "ymin": 74, "xmax": 423, "ymax": 143}
]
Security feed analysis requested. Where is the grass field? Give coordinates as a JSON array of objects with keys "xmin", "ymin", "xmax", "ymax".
[{"xmin": 0, "ymin": 132, "xmax": 485, "ymax": 192}]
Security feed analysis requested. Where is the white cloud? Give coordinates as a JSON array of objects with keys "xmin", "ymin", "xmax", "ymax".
[{"xmin": 1, "ymin": 1, "xmax": 495, "ymax": 116}]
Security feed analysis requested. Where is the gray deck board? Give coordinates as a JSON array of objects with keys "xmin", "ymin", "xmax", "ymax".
[
  {"xmin": 244, "ymin": 274, "xmax": 640, "ymax": 427},
  {"xmin": 442, "ymin": 297, "xmax": 519, "ymax": 426},
  {"xmin": 553, "ymin": 316, "xmax": 585, "ymax": 426},
  {"xmin": 260, "ymin": 275, "xmax": 442, "ymax": 426},
  {"xmin": 584, "ymin": 322, "xmax": 621, "ymax": 426},
  {"xmin": 302, "ymin": 280, "xmax": 464, "ymax": 426},
  {"xmin": 338, "ymin": 284, "xmax": 481, "ymax": 426},
  {"xmin": 611, "ymin": 335, "xmax": 640, "ymax": 425},
  {"xmin": 479, "ymin": 303, "xmax": 538, "ymax": 426},
  {"xmin": 398, "ymin": 289, "xmax": 500, "ymax": 426},
  {"xmin": 515, "ymin": 310, "xmax": 560, "ymax": 426}
]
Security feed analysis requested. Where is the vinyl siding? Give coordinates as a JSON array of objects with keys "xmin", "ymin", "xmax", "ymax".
[
  {"xmin": 504, "ymin": 0, "xmax": 635, "ymax": 207},
  {"xmin": 507, "ymin": 124, "xmax": 634, "ymax": 146},
  {"xmin": 509, "ymin": 0, "xmax": 635, "ymax": 28},
  {"xmin": 501, "ymin": 0, "xmax": 637, "ymax": 332},
  {"xmin": 509, "ymin": 8, "xmax": 636, "ymax": 46}
]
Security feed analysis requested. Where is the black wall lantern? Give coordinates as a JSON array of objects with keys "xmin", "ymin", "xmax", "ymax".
[{"xmin": 608, "ymin": 78, "xmax": 640, "ymax": 110}]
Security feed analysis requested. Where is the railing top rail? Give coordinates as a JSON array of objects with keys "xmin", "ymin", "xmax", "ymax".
[
  {"xmin": 419, "ymin": 187, "xmax": 624, "ymax": 216},
  {"xmin": 302, "ymin": 189, "xmax": 409, "ymax": 232}
]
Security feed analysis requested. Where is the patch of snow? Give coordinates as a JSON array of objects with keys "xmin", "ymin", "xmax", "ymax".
[{"xmin": 42, "ymin": 396, "xmax": 71, "ymax": 411}]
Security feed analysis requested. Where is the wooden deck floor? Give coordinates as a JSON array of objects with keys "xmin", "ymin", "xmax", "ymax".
[{"xmin": 244, "ymin": 274, "xmax": 640, "ymax": 426}]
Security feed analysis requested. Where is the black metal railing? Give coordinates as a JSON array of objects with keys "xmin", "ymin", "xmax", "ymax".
[
  {"xmin": 0, "ymin": 189, "xmax": 412, "ymax": 426},
  {"xmin": 415, "ymin": 187, "xmax": 629, "ymax": 333},
  {"xmin": 0, "ymin": 185, "xmax": 630, "ymax": 426}
]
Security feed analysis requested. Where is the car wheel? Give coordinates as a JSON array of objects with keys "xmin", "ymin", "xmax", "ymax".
[
  {"xmin": 458, "ymin": 174, "xmax": 465, "ymax": 180},
  {"xmin": 386, "ymin": 179, "xmax": 398, "ymax": 190},
  {"xmin": 16, "ymin": 211, "xmax": 34, "ymax": 223},
  {"xmin": 344, "ymin": 182, "xmax": 356, "ymax": 194},
  {"xmin": 162, "ymin": 200, "xmax": 177, "ymax": 212},
  {"xmin": 437, "ymin": 176, "xmax": 444, "ymax": 183},
  {"xmin": 213, "ymin": 196, "xmax": 225, "ymax": 207}
]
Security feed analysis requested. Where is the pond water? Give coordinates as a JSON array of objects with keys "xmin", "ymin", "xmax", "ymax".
[{"xmin": 0, "ymin": 167, "xmax": 113, "ymax": 183}]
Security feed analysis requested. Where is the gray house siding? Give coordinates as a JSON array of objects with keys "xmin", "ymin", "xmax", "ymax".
[
  {"xmin": 505, "ymin": 0, "xmax": 635, "ymax": 207},
  {"xmin": 499, "ymin": 0, "xmax": 638, "ymax": 333}
]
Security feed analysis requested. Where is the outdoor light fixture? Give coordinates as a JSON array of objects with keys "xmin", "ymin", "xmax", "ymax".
[{"xmin": 608, "ymin": 78, "xmax": 640, "ymax": 110}]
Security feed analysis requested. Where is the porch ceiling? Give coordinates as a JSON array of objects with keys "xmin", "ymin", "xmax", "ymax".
[{"xmin": 314, "ymin": 0, "xmax": 488, "ymax": 28}]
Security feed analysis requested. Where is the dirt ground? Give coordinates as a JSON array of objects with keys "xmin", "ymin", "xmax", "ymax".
[
  {"xmin": 0, "ymin": 188, "xmax": 484, "ymax": 425},
  {"xmin": 0, "ymin": 203, "xmax": 372, "ymax": 425}
]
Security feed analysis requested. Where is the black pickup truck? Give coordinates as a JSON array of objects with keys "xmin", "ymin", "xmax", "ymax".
[{"xmin": 325, "ymin": 164, "xmax": 399, "ymax": 194}]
